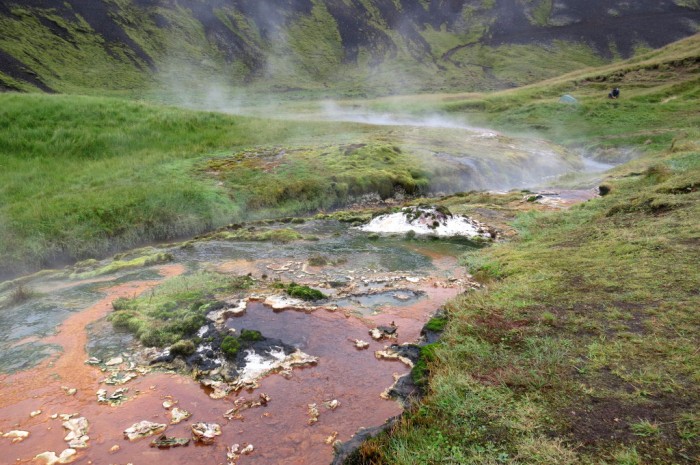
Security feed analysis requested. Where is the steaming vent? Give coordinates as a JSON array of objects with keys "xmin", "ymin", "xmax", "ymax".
[{"xmin": 358, "ymin": 206, "xmax": 493, "ymax": 239}]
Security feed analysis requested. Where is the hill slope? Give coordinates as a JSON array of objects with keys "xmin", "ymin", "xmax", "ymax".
[
  {"xmin": 0, "ymin": 0, "xmax": 698, "ymax": 96},
  {"xmin": 341, "ymin": 35, "xmax": 700, "ymax": 465}
]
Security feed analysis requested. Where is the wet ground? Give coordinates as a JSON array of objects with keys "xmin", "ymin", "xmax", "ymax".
[{"xmin": 0, "ymin": 219, "xmax": 477, "ymax": 465}]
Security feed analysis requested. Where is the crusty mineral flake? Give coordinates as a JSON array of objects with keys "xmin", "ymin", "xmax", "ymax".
[
  {"xmin": 123, "ymin": 420, "xmax": 167, "ymax": 441},
  {"xmin": 191, "ymin": 422, "xmax": 221, "ymax": 444}
]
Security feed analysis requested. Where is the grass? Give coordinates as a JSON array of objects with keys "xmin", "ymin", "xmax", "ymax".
[
  {"xmin": 109, "ymin": 272, "xmax": 254, "ymax": 347},
  {"xmin": 2, "ymin": 91, "xmax": 572, "ymax": 278},
  {"xmin": 0, "ymin": 93, "xmax": 366, "ymax": 277},
  {"xmin": 352, "ymin": 133, "xmax": 699, "ymax": 464},
  {"xmin": 347, "ymin": 37, "xmax": 700, "ymax": 465}
]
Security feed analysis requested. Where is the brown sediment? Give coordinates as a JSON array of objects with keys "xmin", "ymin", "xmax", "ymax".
[
  {"xmin": 0, "ymin": 247, "xmax": 467, "ymax": 464},
  {"xmin": 216, "ymin": 258, "xmax": 261, "ymax": 276},
  {"xmin": 0, "ymin": 264, "xmax": 185, "ymax": 462}
]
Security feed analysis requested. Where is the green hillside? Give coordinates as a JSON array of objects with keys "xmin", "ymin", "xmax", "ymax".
[{"xmin": 0, "ymin": 0, "xmax": 698, "ymax": 96}]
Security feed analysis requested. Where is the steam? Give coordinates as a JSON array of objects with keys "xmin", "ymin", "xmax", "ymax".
[{"xmin": 144, "ymin": 1, "xmax": 616, "ymax": 197}]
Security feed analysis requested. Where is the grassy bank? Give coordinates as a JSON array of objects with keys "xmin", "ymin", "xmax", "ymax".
[
  {"xmin": 0, "ymin": 94, "xmax": 329, "ymax": 276},
  {"xmin": 346, "ymin": 37, "xmax": 700, "ymax": 465},
  {"xmin": 0, "ymin": 94, "xmax": 446, "ymax": 277}
]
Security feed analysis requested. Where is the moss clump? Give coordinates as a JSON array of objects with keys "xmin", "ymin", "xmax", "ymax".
[
  {"xmin": 170, "ymin": 339, "xmax": 196, "ymax": 357},
  {"xmin": 108, "ymin": 272, "xmax": 239, "ymax": 347},
  {"xmin": 216, "ymin": 228, "xmax": 306, "ymax": 243},
  {"xmin": 424, "ymin": 316, "xmax": 448, "ymax": 332},
  {"xmin": 239, "ymin": 329, "xmax": 264, "ymax": 342},
  {"xmin": 411, "ymin": 343, "xmax": 439, "ymax": 386},
  {"xmin": 221, "ymin": 336, "xmax": 241, "ymax": 358},
  {"xmin": 70, "ymin": 252, "xmax": 174, "ymax": 279},
  {"xmin": 308, "ymin": 255, "xmax": 328, "ymax": 266},
  {"xmin": 286, "ymin": 282, "xmax": 327, "ymax": 301}
]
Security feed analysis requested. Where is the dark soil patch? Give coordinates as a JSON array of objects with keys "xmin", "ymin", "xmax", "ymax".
[
  {"xmin": 485, "ymin": 0, "xmax": 700, "ymax": 58},
  {"xmin": 0, "ymin": 49, "xmax": 53, "ymax": 92}
]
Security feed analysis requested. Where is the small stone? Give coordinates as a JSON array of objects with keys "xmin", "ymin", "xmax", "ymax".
[
  {"xmin": 34, "ymin": 449, "xmax": 77, "ymax": 465},
  {"xmin": 109, "ymin": 445, "xmax": 120, "ymax": 453},
  {"xmin": 169, "ymin": 407, "xmax": 191, "ymax": 424},
  {"xmin": 61, "ymin": 387, "xmax": 77, "ymax": 396},
  {"xmin": 323, "ymin": 399, "xmax": 340, "ymax": 410},
  {"xmin": 353, "ymin": 339, "xmax": 369, "ymax": 349},
  {"xmin": 105, "ymin": 357, "xmax": 123, "ymax": 366},
  {"xmin": 30, "ymin": 410, "xmax": 42, "ymax": 417},
  {"xmin": 191, "ymin": 423, "xmax": 221, "ymax": 444},
  {"xmin": 2, "ymin": 430, "xmax": 29, "ymax": 443},
  {"xmin": 325, "ymin": 432, "xmax": 338, "ymax": 445},
  {"xmin": 123, "ymin": 421, "xmax": 166, "ymax": 441},
  {"xmin": 241, "ymin": 444, "xmax": 254, "ymax": 455},
  {"xmin": 307, "ymin": 404, "xmax": 319, "ymax": 425}
]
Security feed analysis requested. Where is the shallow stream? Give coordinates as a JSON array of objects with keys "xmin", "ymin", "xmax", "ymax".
[{"xmin": 0, "ymin": 219, "xmax": 478, "ymax": 464}]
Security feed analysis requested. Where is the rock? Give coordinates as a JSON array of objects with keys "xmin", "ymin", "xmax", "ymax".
[
  {"xmin": 241, "ymin": 444, "xmax": 254, "ymax": 455},
  {"xmin": 223, "ymin": 393, "xmax": 270, "ymax": 420},
  {"xmin": 227, "ymin": 444, "xmax": 241, "ymax": 464},
  {"xmin": 105, "ymin": 356, "xmax": 123, "ymax": 366},
  {"xmin": 123, "ymin": 421, "xmax": 167, "ymax": 441},
  {"xmin": 323, "ymin": 399, "xmax": 340, "ymax": 410},
  {"xmin": 103, "ymin": 371, "xmax": 137, "ymax": 385},
  {"xmin": 109, "ymin": 445, "xmax": 120, "ymax": 453},
  {"xmin": 307, "ymin": 403, "xmax": 320, "ymax": 425},
  {"xmin": 162, "ymin": 399, "xmax": 176, "ymax": 409},
  {"xmin": 97, "ymin": 388, "xmax": 128, "ymax": 405},
  {"xmin": 331, "ymin": 417, "xmax": 400, "ymax": 465},
  {"xmin": 375, "ymin": 348, "xmax": 414, "ymax": 367},
  {"xmin": 191, "ymin": 423, "xmax": 221, "ymax": 444},
  {"xmin": 370, "ymin": 323, "xmax": 398, "ymax": 340},
  {"xmin": 2, "ymin": 430, "xmax": 29, "ymax": 443},
  {"xmin": 325, "ymin": 432, "xmax": 339, "ymax": 445},
  {"xmin": 169, "ymin": 407, "xmax": 191, "ymax": 424},
  {"xmin": 149, "ymin": 434, "xmax": 190, "ymax": 448},
  {"xmin": 30, "ymin": 409, "xmax": 42, "ymax": 417},
  {"xmin": 353, "ymin": 339, "xmax": 370, "ymax": 350},
  {"xmin": 34, "ymin": 449, "xmax": 77, "ymax": 465},
  {"xmin": 62, "ymin": 417, "xmax": 89, "ymax": 449},
  {"xmin": 61, "ymin": 387, "xmax": 77, "ymax": 396},
  {"xmin": 221, "ymin": 301, "xmax": 247, "ymax": 319},
  {"xmin": 199, "ymin": 379, "xmax": 231, "ymax": 399}
]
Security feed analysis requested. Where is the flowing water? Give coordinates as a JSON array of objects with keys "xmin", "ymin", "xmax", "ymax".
[{"xmin": 0, "ymin": 219, "xmax": 479, "ymax": 464}]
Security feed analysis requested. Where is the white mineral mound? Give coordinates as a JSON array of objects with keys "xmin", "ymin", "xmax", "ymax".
[{"xmin": 359, "ymin": 206, "xmax": 492, "ymax": 238}]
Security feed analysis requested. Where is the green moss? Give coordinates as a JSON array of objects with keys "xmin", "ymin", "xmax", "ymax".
[
  {"xmin": 307, "ymin": 255, "xmax": 328, "ymax": 266},
  {"xmin": 239, "ymin": 329, "xmax": 264, "ymax": 342},
  {"xmin": 411, "ymin": 343, "xmax": 439, "ymax": 386},
  {"xmin": 424, "ymin": 316, "xmax": 448, "ymax": 332},
  {"xmin": 286, "ymin": 282, "xmax": 327, "ymax": 301},
  {"xmin": 169, "ymin": 339, "xmax": 196, "ymax": 357},
  {"xmin": 221, "ymin": 335, "xmax": 241, "ymax": 358},
  {"xmin": 108, "ymin": 272, "xmax": 241, "ymax": 347},
  {"xmin": 215, "ymin": 228, "xmax": 306, "ymax": 243},
  {"xmin": 70, "ymin": 252, "xmax": 173, "ymax": 279}
]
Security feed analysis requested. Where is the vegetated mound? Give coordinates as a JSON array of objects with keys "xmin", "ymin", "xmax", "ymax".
[{"xmin": 0, "ymin": 0, "xmax": 698, "ymax": 95}]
